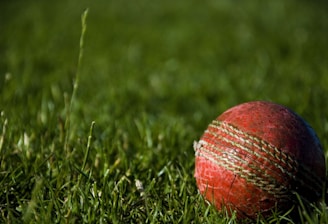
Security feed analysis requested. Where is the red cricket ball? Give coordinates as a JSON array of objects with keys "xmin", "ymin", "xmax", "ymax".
[{"xmin": 194, "ymin": 101, "xmax": 326, "ymax": 220}]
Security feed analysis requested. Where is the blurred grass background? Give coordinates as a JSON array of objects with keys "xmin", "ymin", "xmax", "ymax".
[{"xmin": 1, "ymin": 0, "xmax": 328, "ymax": 223}]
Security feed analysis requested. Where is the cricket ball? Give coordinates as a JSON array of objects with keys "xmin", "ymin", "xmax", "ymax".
[{"xmin": 194, "ymin": 101, "xmax": 326, "ymax": 220}]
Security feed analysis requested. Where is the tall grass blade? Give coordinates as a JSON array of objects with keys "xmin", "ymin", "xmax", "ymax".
[{"xmin": 64, "ymin": 8, "xmax": 89, "ymax": 154}]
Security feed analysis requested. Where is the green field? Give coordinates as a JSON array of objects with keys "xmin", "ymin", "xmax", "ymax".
[{"xmin": 1, "ymin": 0, "xmax": 328, "ymax": 223}]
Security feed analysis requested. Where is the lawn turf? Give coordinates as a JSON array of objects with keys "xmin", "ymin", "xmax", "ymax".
[{"xmin": 1, "ymin": 0, "xmax": 328, "ymax": 223}]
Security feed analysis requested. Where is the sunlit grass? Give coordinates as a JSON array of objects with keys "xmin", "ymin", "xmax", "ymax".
[{"xmin": 0, "ymin": 0, "xmax": 328, "ymax": 223}]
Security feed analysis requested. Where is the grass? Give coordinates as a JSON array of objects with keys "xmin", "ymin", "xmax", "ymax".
[{"xmin": 1, "ymin": 0, "xmax": 328, "ymax": 223}]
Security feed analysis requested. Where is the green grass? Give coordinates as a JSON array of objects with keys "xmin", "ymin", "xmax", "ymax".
[{"xmin": 1, "ymin": 0, "xmax": 328, "ymax": 223}]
